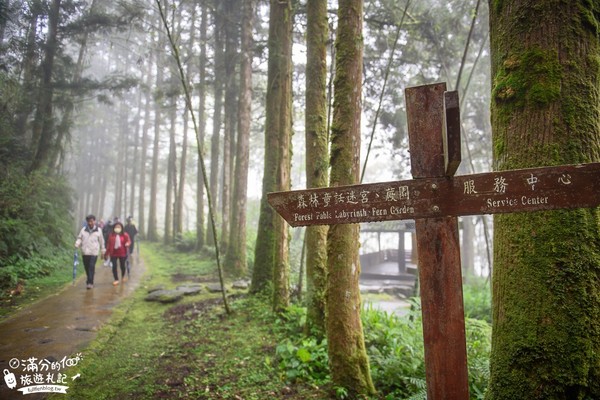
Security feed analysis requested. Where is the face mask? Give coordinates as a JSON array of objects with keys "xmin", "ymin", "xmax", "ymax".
[{"xmin": 114, "ymin": 228, "xmax": 122, "ymax": 234}]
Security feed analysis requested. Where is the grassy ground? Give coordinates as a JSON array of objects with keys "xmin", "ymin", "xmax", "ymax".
[
  {"xmin": 50, "ymin": 243, "xmax": 332, "ymax": 400},
  {"xmin": 0, "ymin": 256, "xmax": 74, "ymax": 320}
]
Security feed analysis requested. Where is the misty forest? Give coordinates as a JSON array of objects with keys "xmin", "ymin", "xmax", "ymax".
[{"xmin": 1, "ymin": 0, "xmax": 599, "ymax": 399}]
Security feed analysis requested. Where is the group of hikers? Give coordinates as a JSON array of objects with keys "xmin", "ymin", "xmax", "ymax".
[{"xmin": 74, "ymin": 214, "xmax": 138, "ymax": 289}]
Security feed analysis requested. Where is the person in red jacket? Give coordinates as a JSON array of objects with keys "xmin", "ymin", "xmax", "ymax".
[{"xmin": 105, "ymin": 222, "xmax": 131, "ymax": 286}]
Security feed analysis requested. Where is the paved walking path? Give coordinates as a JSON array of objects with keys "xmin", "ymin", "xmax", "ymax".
[{"xmin": 0, "ymin": 256, "xmax": 145, "ymax": 399}]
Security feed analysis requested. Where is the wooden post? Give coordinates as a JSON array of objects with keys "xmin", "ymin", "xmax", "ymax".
[{"xmin": 406, "ymin": 83, "xmax": 469, "ymax": 399}]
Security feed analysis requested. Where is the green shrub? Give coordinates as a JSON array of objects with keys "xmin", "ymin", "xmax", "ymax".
[
  {"xmin": 363, "ymin": 301, "xmax": 427, "ymax": 399},
  {"xmin": 0, "ymin": 251, "xmax": 71, "ymax": 289},
  {"xmin": 173, "ymin": 231, "xmax": 198, "ymax": 252},
  {"xmin": 275, "ymin": 303, "xmax": 307, "ymax": 335},
  {"xmin": 463, "ymin": 279, "xmax": 492, "ymax": 323},
  {"xmin": 275, "ymin": 337, "xmax": 330, "ymax": 385},
  {"xmin": 0, "ymin": 166, "xmax": 73, "ymax": 289},
  {"xmin": 363, "ymin": 299, "xmax": 491, "ymax": 399},
  {"xmin": 273, "ymin": 296, "xmax": 492, "ymax": 399},
  {"xmin": 272, "ymin": 305, "xmax": 330, "ymax": 386},
  {"xmin": 465, "ymin": 318, "xmax": 491, "ymax": 399}
]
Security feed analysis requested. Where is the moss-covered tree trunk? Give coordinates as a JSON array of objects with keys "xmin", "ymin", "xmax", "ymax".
[
  {"xmin": 304, "ymin": 0, "xmax": 329, "ymax": 337},
  {"xmin": 326, "ymin": 0, "xmax": 375, "ymax": 395},
  {"xmin": 251, "ymin": 0, "xmax": 293, "ymax": 307},
  {"xmin": 225, "ymin": 0, "xmax": 254, "ymax": 277},
  {"xmin": 487, "ymin": 1, "xmax": 600, "ymax": 399}
]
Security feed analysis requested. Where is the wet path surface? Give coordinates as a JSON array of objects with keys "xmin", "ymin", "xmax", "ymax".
[{"xmin": 0, "ymin": 256, "xmax": 145, "ymax": 399}]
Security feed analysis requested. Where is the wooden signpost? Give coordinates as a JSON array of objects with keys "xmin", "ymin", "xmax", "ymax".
[{"xmin": 267, "ymin": 82, "xmax": 600, "ymax": 399}]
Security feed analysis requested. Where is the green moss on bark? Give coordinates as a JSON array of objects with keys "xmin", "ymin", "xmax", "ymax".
[
  {"xmin": 492, "ymin": 48, "xmax": 561, "ymax": 111},
  {"xmin": 251, "ymin": 198, "xmax": 276, "ymax": 293},
  {"xmin": 490, "ymin": 209, "xmax": 600, "ymax": 399},
  {"xmin": 304, "ymin": 0, "xmax": 329, "ymax": 337},
  {"xmin": 326, "ymin": 224, "xmax": 375, "ymax": 396},
  {"xmin": 488, "ymin": 1, "xmax": 600, "ymax": 399},
  {"xmin": 252, "ymin": 0, "xmax": 293, "ymax": 299},
  {"xmin": 325, "ymin": 0, "xmax": 375, "ymax": 396}
]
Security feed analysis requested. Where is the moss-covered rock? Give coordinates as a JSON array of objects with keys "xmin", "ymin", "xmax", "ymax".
[{"xmin": 145, "ymin": 290, "xmax": 184, "ymax": 304}]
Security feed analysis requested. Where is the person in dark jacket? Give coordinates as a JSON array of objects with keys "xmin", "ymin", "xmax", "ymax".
[
  {"xmin": 124, "ymin": 216, "xmax": 139, "ymax": 255},
  {"xmin": 102, "ymin": 219, "xmax": 113, "ymax": 244},
  {"xmin": 105, "ymin": 222, "xmax": 131, "ymax": 286}
]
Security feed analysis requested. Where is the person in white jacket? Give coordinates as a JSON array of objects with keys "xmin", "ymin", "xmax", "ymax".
[{"xmin": 75, "ymin": 214, "xmax": 106, "ymax": 289}]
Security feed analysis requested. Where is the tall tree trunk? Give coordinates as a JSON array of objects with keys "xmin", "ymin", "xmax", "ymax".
[
  {"xmin": 461, "ymin": 216, "xmax": 475, "ymax": 279},
  {"xmin": 138, "ymin": 53, "xmax": 153, "ymax": 237},
  {"xmin": 304, "ymin": 0, "xmax": 329, "ymax": 337},
  {"xmin": 0, "ymin": 0, "xmax": 8, "ymax": 45},
  {"xmin": 224, "ymin": 0, "xmax": 254, "ymax": 277},
  {"xmin": 29, "ymin": 0, "xmax": 61, "ymax": 173},
  {"xmin": 170, "ymin": 4, "xmax": 192, "ymax": 240},
  {"xmin": 196, "ymin": 3, "xmax": 208, "ymax": 250},
  {"xmin": 51, "ymin": 0, "xmax": 99, "ymax": 170},
  {"xmin": 14, "ymin": 7, "xmax": 40, "ymax": 142},
  {"xmin": 207, "ymin": 1, "xmax": 225, "ymax": 247},
  {"xmin": 99, "ymin": 165, "xmax": 107, "ymax": 219},
  {"xmin": 90, "ymin": 136, "xmax": 102, "ymax": 215},
  {"xmin": 270, "ymin": 0, "xmax": 293, "ymax": 313},
  {"xmin": 251, "ymin": 0, "xmax": 293, "ymax": 306},
  {"xmin": 220, "ymin": 0, "xmax": 239, "ymax": 252},
  {"xmin": 129, "ymin": 88, "xmax": 143, "ymax": 221},
  {"xmin": 83, "ymin": 172, "xmax": 91, "ymax": 218},
  {"xmin": 164, "ymin": 100, "xmax": 177, "ymax": 245},
  {"xmin": 147, "ymin": 47, "xmax": 164, "ymax": 241},
  {"xmin": 487, "ymin": 2, "xmax": 600, "ymax": 399},
  {"xmin": 122, "ymin": 105, "xmax": 129, "ymax": 216},
  {"xmin": 176, "ymin": 8, "xmax": 196, "ymax": 241},
  {"xmin": 326, "ymin": 0, "xmax": 375, "ymax": 395},
  {"xmin": 113, "ymin": 103, "xmax": 127, "ymax": 219},
  {"xmin": 176, "ymin": 103, "xmax": 188, "ymax": 240}
]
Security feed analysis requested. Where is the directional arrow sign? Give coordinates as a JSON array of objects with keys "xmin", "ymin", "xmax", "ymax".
[{"xmin": 267, "ymin": 162, "xmax": 600, "ymax": 227}]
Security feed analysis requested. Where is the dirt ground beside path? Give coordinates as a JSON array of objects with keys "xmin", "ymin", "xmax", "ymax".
[{"xmin": 0, "ymin": 256, "xmax": 145, "ymax": 400}]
